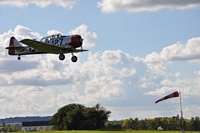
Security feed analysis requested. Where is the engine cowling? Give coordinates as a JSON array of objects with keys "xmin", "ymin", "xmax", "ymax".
[{"xmin": 71, "ymin": 35, "xmax": 83, "ymax": 48}]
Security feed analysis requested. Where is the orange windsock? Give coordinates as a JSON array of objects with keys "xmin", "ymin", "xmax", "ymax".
[{"xmin": 155, "ymin": 91, "xmax": 179, "ymax": 104}]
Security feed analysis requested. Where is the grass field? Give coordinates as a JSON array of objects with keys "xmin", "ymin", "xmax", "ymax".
[{"xmin": 11, "ymin": 130, "xmax": 200, "ymax": 133}]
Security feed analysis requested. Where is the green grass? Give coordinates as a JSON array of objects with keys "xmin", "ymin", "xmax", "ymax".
[{"xmin": 11, "ymin": 130, "xmax": 200, "ymax": 133}]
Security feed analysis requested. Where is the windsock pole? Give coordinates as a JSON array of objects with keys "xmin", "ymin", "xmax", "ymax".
[{"xmin": 179, "ymin": 91, "xmax": 184, "ymax": 132}]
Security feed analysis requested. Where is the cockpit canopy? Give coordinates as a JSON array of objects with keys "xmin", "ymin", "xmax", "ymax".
[{"xmin": 40, "ymin": 33, "xmax": 63, "ymax": 42}]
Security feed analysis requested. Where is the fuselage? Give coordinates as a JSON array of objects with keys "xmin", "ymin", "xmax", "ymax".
[
  {"xmin": 40, "ymin": 34, "xmax": 83, "ymax": 49},
  {"xmin": 9, "ymin": 33, "xmax": 83, "ymax": 55}
]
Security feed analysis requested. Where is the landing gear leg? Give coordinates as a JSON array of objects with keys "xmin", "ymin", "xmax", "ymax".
[
  {"xmin": 59, "ymin": 49, "xmax": 65, "ymax": 61},
  {"xmin": 18, "ymin": 55, "xmax": 21, "ymax": 60}
]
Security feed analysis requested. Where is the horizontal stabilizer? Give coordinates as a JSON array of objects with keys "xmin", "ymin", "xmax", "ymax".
[{"xmin": 5, "ymin": 46, "xmax": 24, "ymax": 50}]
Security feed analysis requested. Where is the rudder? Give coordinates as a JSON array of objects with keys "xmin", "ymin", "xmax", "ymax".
[{"xmin": 8, "ymin": 36, "xmax": 22, "ymax": 55}]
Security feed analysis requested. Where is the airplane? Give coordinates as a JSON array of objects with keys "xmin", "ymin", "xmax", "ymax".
[{"xmin": 5, "ymin": 33, "xmax": 88, "ymax": 62}]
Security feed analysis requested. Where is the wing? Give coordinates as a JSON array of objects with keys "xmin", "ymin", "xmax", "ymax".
[
  {"xmin": 20, "ymin": 39, "xmax": 61, "ymax": 54},
  {"xmin": 20, "ymin": 39, "xmax": 88, "ymax": 54}
]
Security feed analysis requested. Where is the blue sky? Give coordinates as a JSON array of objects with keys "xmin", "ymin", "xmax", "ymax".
[{"xmin": 0, "ymin": 0, "xmax": 200, "ymax": 120}]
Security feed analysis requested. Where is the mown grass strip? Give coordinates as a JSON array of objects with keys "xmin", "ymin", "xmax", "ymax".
[{"xmin": 12, "ymin": 130, "xmax": 187, "ymax": 133}]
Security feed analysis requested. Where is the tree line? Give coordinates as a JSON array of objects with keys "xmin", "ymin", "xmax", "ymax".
[
  {"xmin": 105, "ymin": 116, "xmax": 200, "ymax": 131},
  {"xmin": 50, "ymin": 103, "xmax": 200, "ymax": 131}
]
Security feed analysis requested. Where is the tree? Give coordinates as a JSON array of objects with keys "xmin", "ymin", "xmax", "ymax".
[
  {"xmin": 50, "ymin": 103, "xmax": 111, "ymax": 130},
  {"xmin": 50, "ymin": 103, "xmax": 85, "ymax": 130},
  {"xmin": 122, "ymin": 118, "xmax": 134, "ymax": 129},
  {"xmin": 191, "ymin": 116, "xmax": 200, "ymax": 131},
  {"xmin": 82, "ymin": 103, "xmax": 111, "ymax": 129},
  {"xmin": 138, "ymin": 119, "xmax": 148, "ymax": 130},
  {"xmin": 105, "ymin": 121, "xmax": 122, "ymax": 130},
  {"xmin": 132, "ymin": 117, "xmax": 139, "ymax": 130},
  {"xmin": 148, "ymin": 118, "xmax": 158, "ymax": 130}
]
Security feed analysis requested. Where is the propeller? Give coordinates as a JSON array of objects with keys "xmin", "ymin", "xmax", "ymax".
[{"xmin": 78, "ymin": 36, "xmax": 84, "ymax": 50}]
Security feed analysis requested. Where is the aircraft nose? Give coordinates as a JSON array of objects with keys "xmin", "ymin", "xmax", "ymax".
[{"xmin": 71, "ymin": 35, "xmax": 84, "ymax": 48}]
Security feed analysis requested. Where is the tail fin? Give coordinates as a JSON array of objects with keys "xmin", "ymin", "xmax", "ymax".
[
  {"xmin": 7, "ymin": 36, "xmax": 22, "ymax": 55},
  {"xmin": 10, "ymin": 36, "xmax": 22, "ymax": 47}
]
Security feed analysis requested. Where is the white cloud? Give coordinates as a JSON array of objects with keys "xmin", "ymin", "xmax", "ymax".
[
  {"xmin": 144, "ymin": 37, "xmax": 200, "ymax": 63},
  {"xmin": 0, "ymin": 0, "xmax": 78, "ymax": 8},
  {"xmin": 0, "ymin": 25, "xmax": 42, "ymax": 59},
  {"xmin": 69, "ymin": 24, "xmax": 98, "ymax": 48},
  {"xmin": 108, "ymin": 106, "xmax": 161, "ymax": 120},
  {"xmin": 145, "ymin": 86, "xmax": 179, "ymax": 96},
  {"xmin": 98, "ymin": 0, "xmax": 200, "ymax": 13},
  {"xmin": 1, "ymin": 25, "xmax": 200, "ymax": 120},
  {"xmin": 160, "ymin": 78, "xmax": 189, "ymax": 87},
  {"xmin": 47, "ymin": 30, "xmax": 61, "ymax": 36}
]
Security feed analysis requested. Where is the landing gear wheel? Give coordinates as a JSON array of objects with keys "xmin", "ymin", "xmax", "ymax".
[
  {"xmin": 71, "ymin": 56, "xmax": 78, "ymax": 62},
  {"xmin": 59, "ymin": 54, "xmax": 65, "ymax": 61},
  {"xmin": 18, "ymin": 56, "xmax": 21, "ymax": 60}
]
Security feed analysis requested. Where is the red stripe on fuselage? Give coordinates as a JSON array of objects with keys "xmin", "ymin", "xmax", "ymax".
[{"xmin": 8, "ymin": 37, "xmax": 15, "ymax": 55}]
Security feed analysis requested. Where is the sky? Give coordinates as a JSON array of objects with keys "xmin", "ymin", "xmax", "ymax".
[{"xmin": 0, "ymin": 0, "xmax": 200, "ymax": 120}]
